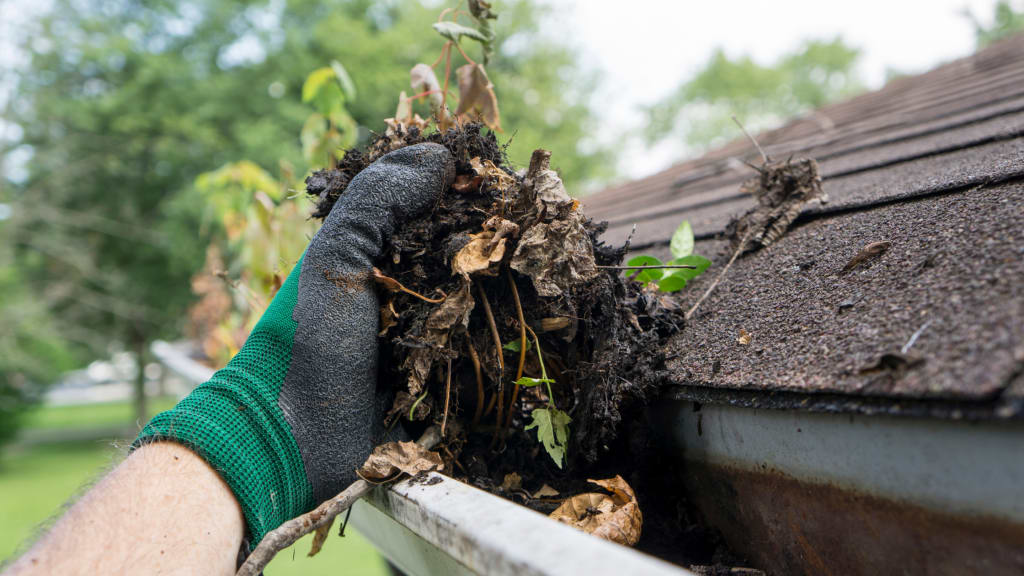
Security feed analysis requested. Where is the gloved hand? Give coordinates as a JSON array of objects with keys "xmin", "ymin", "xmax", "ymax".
[{"xmin": 136, "ymin": 143, "xmax": 455, "ymax": 545}]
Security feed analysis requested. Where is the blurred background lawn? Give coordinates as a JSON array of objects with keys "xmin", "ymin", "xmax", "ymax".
[{"xmin": 0, "ymin": 399, "xmax": 390, "ymax": 575}]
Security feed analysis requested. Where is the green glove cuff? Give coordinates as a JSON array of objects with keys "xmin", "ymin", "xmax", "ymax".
[{"xmin": 134, "ymin": 257, "xmax": 313, "ymax": 544}]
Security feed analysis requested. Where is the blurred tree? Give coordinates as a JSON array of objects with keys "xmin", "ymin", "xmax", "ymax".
[
  {"xmin": 964, "ymin": 0, "xmax": 1024, "ymax": 48},
  {"xmin": 0, "ymin": 204, "xmax": 75, "ymax": 448},
  {"xmin": 2, "ymin": 0, "xmax": 609, "ymax": 427},
  {"xmin": 644, "ymin": 38, "xmax": 863, "ymax": 151}
]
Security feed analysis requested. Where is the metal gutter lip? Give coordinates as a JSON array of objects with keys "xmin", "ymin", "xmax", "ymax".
[{"xmin": 351, "ymin": 472, "xmax": 693, "ymax": 576}]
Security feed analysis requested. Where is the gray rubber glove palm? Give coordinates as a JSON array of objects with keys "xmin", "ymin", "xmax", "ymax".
[{"xmin": 137, "ymin": 143, "xmax": 455, "ymax": 544}]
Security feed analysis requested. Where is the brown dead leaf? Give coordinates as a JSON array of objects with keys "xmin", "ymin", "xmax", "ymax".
[
  {"xmin": 452, "ymin": 173, "xmax": 483, "ymax": 193},
  {"xmin": 357, "ymin": 441, "xmax": 444, "ymax": 481},
  {"xmin": 549, "ymin": 475, "xmax": 642, "ymax": 546},
  {"xmin": 469, "ymin": 156, "xmax": 515, "ymax": 194},
  {"xmin": 500, "ymin": 472, "xmax": 523, "ymax": 492},
  {"xmin": 841, "ymin": 240, "xmax": 891, "ymax": 275},
  {"xmin": 452, "ymin": 216, "xmax": 519, "ymax": 278},
  {"xmin": 737, "ymin": 329, "xmax": 752, "ymax": 345},
  {"xmin": 533, "ymin": 484, "xmax": 560, "ymax": 499},
  {"xmin": 410, "ymin": 63, "xmax": 448, "ymax": 126},
  {"xmin": 308, "ymin": 518, "xmax": 334, "ymax": 557},
  {"xmin": 511, "ymin": 211, "xmax": 598, "ymax": 298},
  {"xmin": 455, "ymin": 63, "xmax": 501, "ymax": 132},
  {"xmin": 402, "ymin": 280, "xmax": 474, "ymax": 396}
]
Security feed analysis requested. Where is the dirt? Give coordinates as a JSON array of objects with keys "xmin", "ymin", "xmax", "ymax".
[{"xmin": 306, "ymin": 124, "xmax": 726, "ymax": 567}]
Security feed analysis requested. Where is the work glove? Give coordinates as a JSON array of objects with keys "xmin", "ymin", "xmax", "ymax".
[{"xmin": 135, "ymin": 143, "xmax": 455, "ymax": 545}]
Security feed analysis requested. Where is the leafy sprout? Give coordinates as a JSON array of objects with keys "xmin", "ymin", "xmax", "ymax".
[
  {"xmin": 624, "ymin": 220, "xmax": 711, "ymax": 292},
  {"xmin": 510, "ymin": 327, "xmax": 570, "ymax": 468}
]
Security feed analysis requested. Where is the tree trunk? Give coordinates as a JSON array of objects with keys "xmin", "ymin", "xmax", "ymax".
[{"xmin": 134, "ymin": 334, "xmax": 148, "ymax": 425}]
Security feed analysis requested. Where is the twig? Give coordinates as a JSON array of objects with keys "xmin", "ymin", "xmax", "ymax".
[
  {"xmin": 902, "ymin": 320, "xmax": 932, "ymax": 354},
  {"xmin": 441, "ymin": 355, "xmax": 453, "ymax": 437},
  {"xmin": 467, "ymin": 339, "xmax": 485, "ymax": 427},
  {"xmin": 505, "ymin": 271, "xmax": 528, "ymax": 431},
  {"xmin": 597, "ymin": 264, "xmax": 697, "ymax": 270},
  {"xmin": 732, "ymin": 115, "xmax": 769, "ymax": 163},
  {"xmin": 372, "ymin": 268, "xmax": 447, "ymax": 304},
  {"xmin": 685, "ymin": 232, "xmax": 750, "ymax": 321},
  {"xmin": 236, "ymin": 428, "xmax": 441, "ymax": 576}
]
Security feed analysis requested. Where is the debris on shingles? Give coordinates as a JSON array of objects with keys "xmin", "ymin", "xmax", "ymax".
[
  {"xmin": 736, "ymin": 329, "xmax": 752, "ymax": 346},
  {"xmin": 725, "ymin": 157, "xmax": 827, "ymax": 253},
  {"xmin": 840, "ymin": 240, "xmax": 892, "ymax": 275},
  {"xmin": 549, "ymin": 475, "xmax": 643, "ymax": 547},
  {"xmin": 858, "ymin": 352, "xmax": 925, "ymax": 375}
]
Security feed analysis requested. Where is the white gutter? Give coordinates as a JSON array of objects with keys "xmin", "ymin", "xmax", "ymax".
[{"xmin": 351, "ymin": 472, "xmax": 693, "ymax": 576}]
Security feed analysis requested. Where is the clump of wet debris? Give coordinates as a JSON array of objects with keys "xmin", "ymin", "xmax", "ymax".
[
  {"xmin": 306, "ymin": 123, "xmax": 777, "ymax": 570},
  {"xmin": 307, "ymin": 123, "xmax": 680, "ymax": 476}
]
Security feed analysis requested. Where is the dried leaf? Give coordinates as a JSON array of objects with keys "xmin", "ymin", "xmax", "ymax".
[
  {"xmin": 307, "ymin": 517, "xmax": 334, "ymax": 557},
  {"xmin": 549, "ymin": 475, "xmax": 642, "ymax": 546},
  {"xmin": 455, "ymin": 63, "xmax": 501, "ymax": 132},
  {"xmin": 500, "ymin": 472, "xmax": 523, "ymax": 492},
  {"xmin": 538, "ymin": 317, "xmax": 571, "ymax": 333},
  {"xmin": 452, "ymin": 173, "xmax": 483, "ymax": 193},
  {"xmin": 357, "ymin": 441, "xmax": 444, "ymax": 481},
  {"xmin": 469, "ymin": 156, "xmax": 515, "ymax": 193},
  {"xmin": 841, "ymin": 240, "xmax": 891, "ymax": 275},
  {"xmin": 533, "ymin": 484, "xmax": 560, "ymax": 498},
  {"xmin": 452, "ymin": 216, "xmax": 519, "ymax": 278},
  {"xmin": 402, "ymin": 280, "xmax": 474, "ymax": 396},
  {"xmin": 737, "ymin": 329, "xmax": 752, "ymax": 345},
  {"xmin": 511, "ymin": 212, "xmax": 598, "ymax": 298},
  {"xmin": 410, "ymin": 63, "xmax": 447, "ymax": 122}
]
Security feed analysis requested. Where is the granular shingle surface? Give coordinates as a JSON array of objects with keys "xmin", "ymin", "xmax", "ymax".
[{"xmin": 585, "ymin": 35, "xmax": 1024, "ymax": 413}]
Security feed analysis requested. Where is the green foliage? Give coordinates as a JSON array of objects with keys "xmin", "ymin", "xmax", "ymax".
[
  {"xmin": 524, "ymin": 407, "xmax": 571, "ymax": 469},
  {"xmin": 646, "ymin": 38, "xmax": 863, "ymax": 149},
  {"xmin": 301, "ymin": 63, "xmax": 358, "ymax": 169},
  {"xmin": 503, "ymin": 339, "xmax": 532, "ymax": 352},
  {"xmin": 513, "ymin": 376, "xmax": 554, "ymax": 387},
  {"xmin": 432, "ymin": 21, "xmax": 491, "ymax": 44},
  {"xmin": 964, "ymin": 1, "xmax": 1024, "ymax": 48},
  {"xmin": 625, "ymin": 220, "xmax": 710, "ymax": 293}
]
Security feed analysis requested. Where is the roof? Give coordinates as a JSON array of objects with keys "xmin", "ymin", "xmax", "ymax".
[{"xmin": 585, "ymin": 34, "xmax": 1024, "ymax": 417}]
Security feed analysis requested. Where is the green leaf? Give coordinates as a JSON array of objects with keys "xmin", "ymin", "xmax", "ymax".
[
  {"xmin": 663, "ymin": 254, "xmax": 712, "ymax": 282},
  {"xmin": 514, "ymin": 376, "xmax": 554, "ymax": 388},
  {"xmin": 525, "ymin": 407, "xmax": 571, "ymax": 468},
  {"xmin": 624, "ymin": 255, "xmax": 663, "ymax": 284},
  {"xmin": 503, "ymin": 339, "xmax": 533, "ymax": 353},
  {"xmin": 432, "ymin": 21, "xmax": 490, "ymax": 44},
  {"xmin": 330, "ymin": 60, "xmax": 357, "ymax": 102},
  {"xmin": 670, "ymin": 220, "xmax": 694, "ymax": 259},
  {"xmin": 302, "ymin": 67, "xmax": 336, "ymax": 103},
  {"xmin": 656, "ymin": 275, "xmax": 687, "ymax": 292}
]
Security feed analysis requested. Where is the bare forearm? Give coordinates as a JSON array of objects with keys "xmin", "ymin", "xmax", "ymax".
[{"xmin": 5, "ymin": 442, "xmax": 244, "ymax": 576}]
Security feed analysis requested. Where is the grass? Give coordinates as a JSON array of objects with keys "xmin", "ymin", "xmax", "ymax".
[
  {"xmin": 0, "ymin": 401, "xmax": 390, "ymax": 576},
  {"xmin": 22, "ymin": 396, "xmax": 180, "ymax": 430}
]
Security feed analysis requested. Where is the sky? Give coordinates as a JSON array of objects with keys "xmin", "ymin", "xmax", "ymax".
[
  {"xmin": 0, "ymin": 0, "xmax": 1011, "ymax": 185},
  {"xmin": 548, "ymin": 0, "xmax": 1004, "ymax": 181}
]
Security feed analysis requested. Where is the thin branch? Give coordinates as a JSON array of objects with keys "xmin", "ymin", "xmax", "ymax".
[
  {"xmin": 236, "ymin": 428, "xmax": 441, "ymax": 576},
  {"xmin": 732, "ymin": 115, "xmax": 769, "ymax": 163}
]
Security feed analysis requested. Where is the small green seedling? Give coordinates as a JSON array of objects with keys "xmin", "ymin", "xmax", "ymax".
[
  {"xmin": 511, "ymin": 329, "xmax": 570, "ymax": 468},
  {"xmin": 625, "ymin": 220, "xmax": 711, "ymax": 292}
]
